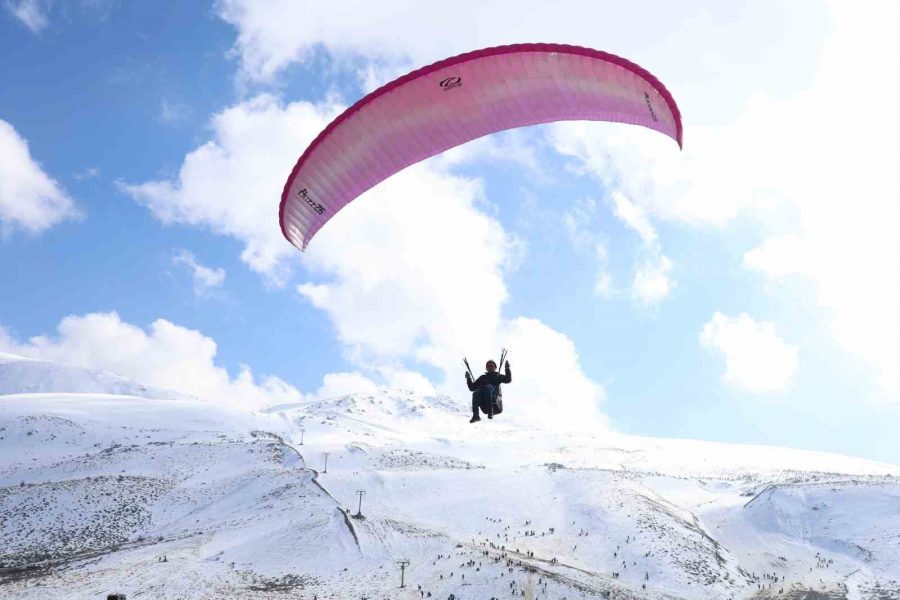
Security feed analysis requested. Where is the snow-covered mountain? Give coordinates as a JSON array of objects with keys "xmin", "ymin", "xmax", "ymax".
[
  {"xmin": 1, "ymin": 354, "xmax": 898, "ymax": 599},
  {"xmin": 0, "ymin": 353, "xmax": 193, "ymax": 401}
]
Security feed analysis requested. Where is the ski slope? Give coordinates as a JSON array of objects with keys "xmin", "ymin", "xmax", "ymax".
[{"xmin": 1, "ymin": 354, "xmax": 898, "ymax": 599}]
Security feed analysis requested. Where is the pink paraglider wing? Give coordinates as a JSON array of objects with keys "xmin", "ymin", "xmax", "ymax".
[{"xmin": 280, "ymin": 43, "xmax": 682, "ymax": 251}]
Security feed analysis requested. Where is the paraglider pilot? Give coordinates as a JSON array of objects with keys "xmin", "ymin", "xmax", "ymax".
[{"xmin": 466, "ymin": 359, "xmax": 511, "ymax": 423}]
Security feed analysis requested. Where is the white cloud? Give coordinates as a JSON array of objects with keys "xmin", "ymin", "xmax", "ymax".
[
  {"xmin": 216, "ymin": 1, "xmax": 808, "ymax": 91},
  {"xmin": 0, "ymin": 313, "xmax": 439, "ymax": 411},
  {"xmin": 562, "ymin": 197, "xmax": 601, "ymax": 252},
  {"xmin": 356, "ymin": 59, "xmax": 416, "ymax": 94},
  {"xmin": 74, "ymin": 167, "xmax": 100, "ymax": 181},
  {"xmin": 543, "ymin": 3, "xmax": 900, "ymax": 401},
  {"xmin": 313, "ymin": 371, "xmax": 380, "ymax": 400},
  {"xmin": 0, "ymin": 119, "xmax": 81, "ymax": 235},
  {"xmin": 296, "ymin": 160, "xmax": 509, "ymax": 369},
  {"xmin": 607, "ymin": 191, "xmax": 675, "ymax": 307},
  {"xmin": 294, "ymin": 162, "xmax": 607, "ymax": 428},
  {"xmin": 593, "ymin": 243, "xmax": 613, "ymax": 299},
  {"xmin": 5, "ymin": 0, "xmax": 120, "ymax": 32},
  {"xmin": 610, "ymin": 191, "xmax": 657, "ymax": 246},
  {"xmin": 541, "ymin": 3, "xmax": 826, "ymax": 231},
  {"xmin": 632, "ymin": 254, "xmax": 675, "ymax": 308},
  {"xmin": 700, "ymin": 312, "xmax": 798, "ymax": 394},
  {"xmin": 173, "ymin": 249, "xmax": 226, "ymax": 296},
  {"xmin": 120, "ymin": 95, "xmax": 341, "ymax": 284},
  {"xmin": 0, "ymin": 312, "xmax": 303, "ymax": 411},
  {"xmin": 382, "ymin": 368, "xmax": 436, "ymax": 397},
  {"xmin": 549, "ymin": 118, "xmax": 778, "ymax": 230},
  {"xmin": 560, "ymin": 195, "xmax": 674, "ymax": 307},
  {"xmin": 158, "ymin": 98, "xmax": 191, "ymax": 124},
  {"xmin": 745, "ymin": 216, "xmax": 900, "ymax": 398},
  {"xmin": 311, "ymin": 368, "xmax": 435, "ymax": 399},
  {"xmin": 6, "ymin": 0, "xmax": 48, "ymax": 33},
  {"xmin": 737, "ymin": 2, "xmax": 900, "ymax": 400},
  {"xmin": 498, "ymin": 318, "xmax": 607, "ymax": 430},
  {"xmin": 742, "ymin": 235, "xmax": 808, "ymax": 280}
]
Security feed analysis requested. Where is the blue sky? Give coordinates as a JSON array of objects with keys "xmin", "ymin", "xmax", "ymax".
[{"xmin": 2, "ymin": 1, "xmax": 899, "ymax": 463}]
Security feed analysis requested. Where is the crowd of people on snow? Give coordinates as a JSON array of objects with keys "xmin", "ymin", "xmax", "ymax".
[{"xmin": 350, "ymin": 511, "xmax": 848, "ymax": 599}]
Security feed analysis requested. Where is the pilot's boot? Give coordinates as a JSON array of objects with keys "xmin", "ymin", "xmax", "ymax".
[{"xmin": 470, "ymin": 398, "xmax": 481, "ymax": 423}]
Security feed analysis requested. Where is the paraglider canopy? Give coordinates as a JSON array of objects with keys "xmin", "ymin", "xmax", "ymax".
[{"xmin": 280, "ymin": 43, "xmax": 682, "ymax": 251}]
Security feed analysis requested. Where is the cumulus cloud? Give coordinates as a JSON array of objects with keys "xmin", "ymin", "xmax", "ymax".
[
  {"xmin": 632, "ymin": 254, "xmax": 675, "ymax": 308},
  {"xmin": 743, "ymin": 234, "xmax": 811, "ymax": 282},
  {"xmin": 6, "ymin": 0, "xmax": 119, "ymax": 32},
  {"xmin": 736, "ymin": 3, "xmax": 900, "ymax": 400},
  {"xmin": 313, "ymin": 371, "xmax": 380, "ymax": 400},
  {"xmin": 560, "ymin": 200, "xmax": 619, "ymax": 300},
  {"xmin": 296, "ymin": 161, "xmax": 508, "ymax": 369},
  {"xmin": 541, "ymin": 3, "xmax": 824, "ymax": 231},
  {"xmin": 158, "ymin": 98, "xmax": 191, "ymax": 124},
  {"xmin": 745, "ymin": 217, "xmax": 900, "ymax": 398},
  {"xmin": 0, "ymin": 313, "xmax": 442, "ymax": 412},
  {"xmin": 0, "ymin": 119, "xmax": 81, "ymax": 235},
  {"xmin": 609, "ymin": 191, "xmax": 675, "ymax": 307},
  {"xmin": 0, "ymin": 312, "xmax": 304, "ymax": 410},
  {"xmin": 700, "ymin": 312, "xmax": 798, "ymax": 394},
  {"xmin": 296, "ymin": 169, "xmax": 608, "ymax": 427},
  {"xmin": 561, "ymin": 197, "xmax": 601, "ymax": 252},
  {"xmin": 593, "ymin": 243, "xmax": 613, "ymax": 299},
  {"xmin": 545, "ymin": 4, "xmax": 900, "ymax": 401},
  {"xmin": 549, "ymin": 119, "xmax": 761, "ymax": 312},
  {"xmin": 216, "ymin": 1, "xmax": 804, "ymax": 90},
  {"xmin": 610, "ymin": 191, "xmax": 657, "ymax": 247},
  {"xmin": 549, "ymin": 117, "xmax": 778, "ymax": 230},
  {"xmin": 381, "ymin": 368, "xmax": 436, "ymax": 397},
  {"xmin": 74, "ymin": 167, "xmax": 100, "ymax": 181},
  {"xmin": 173, "ymin": 249, "xmax": 226, "ymax": 296},
  {"xmin": 120, "ymin": 95, "xmax": 341, "ymax": 285},
  {"xmin": 498, "ymin": 318, "xmax": 607, "ymax": 430},
  {"xmin": 559, "ymin": 193, "xmax": 674, "ymax": 307},
  {"xmin": 5, "ymin": 0, "xmax": 48, "ymax": 32}
]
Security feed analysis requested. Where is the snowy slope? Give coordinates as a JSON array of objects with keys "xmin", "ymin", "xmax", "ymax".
[
  {"xmin": 274, "ymin": 392, "xmax": 900, "ymax": 600},
  {"xmin": 1, "ymin": 355, "xmax": 898, "ymax": 599}
]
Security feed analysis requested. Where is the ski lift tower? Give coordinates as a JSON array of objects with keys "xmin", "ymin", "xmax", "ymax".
[{"xmin": 397, "ymin": 559, "xmax": 410, "ymax": 588}]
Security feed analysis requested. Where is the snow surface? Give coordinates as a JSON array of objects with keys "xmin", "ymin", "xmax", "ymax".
[{"xmin": 1, "ymin": 355, "xmax": 898, "ymax": 599}]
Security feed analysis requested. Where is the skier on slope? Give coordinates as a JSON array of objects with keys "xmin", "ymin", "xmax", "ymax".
[{"xmin": 466, "ymin": 359, "xmax": 511, "ymax": 423}]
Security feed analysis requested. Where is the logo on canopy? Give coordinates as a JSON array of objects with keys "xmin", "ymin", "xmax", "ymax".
[
  {"xmin": 439, "ymin": 76, "xmax": 462, "ymax": 91},
  {"xmin": 644, "ymin": 92, "xmax": 658, "ymax": 122},
  {"xmin": 298, "ymin": 188, "xmax": 325, "ymax": 215}
]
